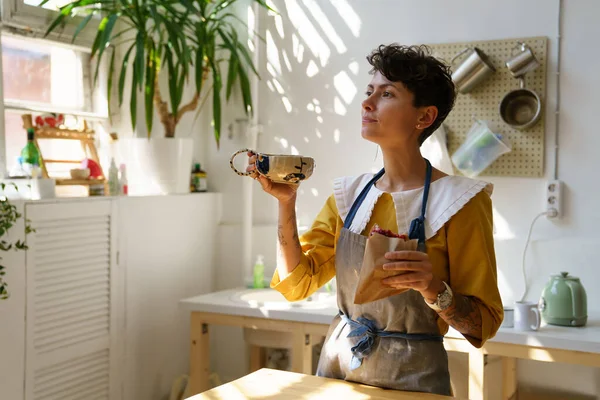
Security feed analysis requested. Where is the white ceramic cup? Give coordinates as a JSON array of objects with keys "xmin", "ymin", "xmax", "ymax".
[
  {"xmin": 514, "ymin": 301, "xmax": 541, "ymax": 331},
  {"xmin": 501, "ymin": 307, "xmax": 514, "ymax": 328}
]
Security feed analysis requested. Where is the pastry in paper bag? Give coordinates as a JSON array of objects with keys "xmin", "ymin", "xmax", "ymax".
[{"xmin": 353, "ymin": 225, "xmax": 418, "ymax": 304}]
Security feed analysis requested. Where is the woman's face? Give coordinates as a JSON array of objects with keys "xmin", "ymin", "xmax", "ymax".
[{"xmin": 361, "ymin": 71, "xmax": 428, "ymax": 148}]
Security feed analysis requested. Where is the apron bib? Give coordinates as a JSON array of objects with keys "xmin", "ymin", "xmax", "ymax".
[{"xmin": 316, "ymin": 160, "xmax": 452, "ymax": 395}]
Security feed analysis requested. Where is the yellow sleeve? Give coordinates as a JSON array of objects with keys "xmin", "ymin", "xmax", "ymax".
[
  {"xmin": 270, "ymin": 194, "xmax": 339, "ymax": 301},
  {"xmin": 446, "ymin": 190, "xmax": 504, "ymax": 348}
]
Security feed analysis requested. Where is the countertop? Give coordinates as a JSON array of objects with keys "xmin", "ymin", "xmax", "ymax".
[{"xmin": 180, "ymin": 288, "xmax": 600, "ymax": 354}]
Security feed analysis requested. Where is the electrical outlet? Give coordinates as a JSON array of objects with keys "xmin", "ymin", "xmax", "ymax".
[{"xmin": 545, "ymin": 180, "xmax": 563, "ymax": 218}]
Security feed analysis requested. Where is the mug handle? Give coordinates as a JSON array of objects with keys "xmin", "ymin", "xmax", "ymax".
[
  {"xmin": 511, "ymin": 41, "xmax": 528, "ymax": 56},
  {"xmin": 230, "ymin": 148, "xmax": 255, "ymax": 176},
  {"xmin": 530, "ymin": 306, "xmax": 541, "ymax": 331},
  {"xmin": 451, "ymin": 47, "xmax": 472, "ymax": 65}
]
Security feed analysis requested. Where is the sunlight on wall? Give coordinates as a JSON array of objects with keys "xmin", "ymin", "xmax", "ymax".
[
  {"xmin": 315, "ymin": 129, "xmax": 322, "ymax": 139},
  {"xmin": 333, "ymin": 70, "xmax": 357, "ymax": 104},
  {"xmin": 311, "ymin": 188, "xmax": 319, "ymax": 196},
  {"xmin": 306, "ymin": 60, "xmax": 319, "ymax": 77},
  {"xmin": 493, "ymin": 208, "xmax": 516, "ymax": 240},
  {"xmin": 266, "ymin": 30, "xmax": 282, "ymax": 75},
  {"xmin": 334, "ymin": 96, "xmax": 347, "ymax": 115},
  {"xmin": 282, "ymin": 50, "xmax": 293, "ymax": 72},
  {"xmin": 334, "ymin": 129, "xmax": 341, "ymax": 143},
  {"xmin": 292, "ymin": 34, "xmax": 305, "ymax": 63},
  {"xmin": 272, "ymin": 78, "xmax": 285, "ymax": 94},
  {"xmin": 274, "ymin": 13, "xmax": 285, "ymax": 38},
  {"xmin": 281, "ymin": 97, "xmax": 293, "ymax": 113},
  {"xmin": 302, "ymin": 0, "xmax": 347, "ymax": 54},
  {"xmin": 330, "ymin": 0, "xmax": 361, "ymax": 37},
  {"xmin": 286, "ymin": 0, "xmax": 331, "ymax": 66},
  {"xmin": 349, "ymin": 61, "xmax": 360, "ymax": 75}
]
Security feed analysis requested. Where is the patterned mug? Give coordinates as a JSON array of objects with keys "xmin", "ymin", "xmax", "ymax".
[{"xmin": 230, "ymin": 148, "xmax": 315, "ymax": 184}]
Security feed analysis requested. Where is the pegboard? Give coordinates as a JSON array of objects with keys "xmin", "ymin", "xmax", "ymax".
[{"xmin": 427, "ymin": 36, "xmax": 548, "ymax": 177}]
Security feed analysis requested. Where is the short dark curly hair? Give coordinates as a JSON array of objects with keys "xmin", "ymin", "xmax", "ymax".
[{"xmin": 366, "ymin": 44, "xmax": 456, "ymax": 146}]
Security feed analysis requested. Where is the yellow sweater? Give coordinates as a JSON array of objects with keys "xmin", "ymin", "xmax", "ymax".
[{"xmin": 271, "ymin": 190, "xmax": 503, "ymax": 348}]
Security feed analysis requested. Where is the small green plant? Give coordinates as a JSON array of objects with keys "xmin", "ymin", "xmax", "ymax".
[{"xmin": 0, "ymin": 183, "xmax": 35, "ymax": 300}]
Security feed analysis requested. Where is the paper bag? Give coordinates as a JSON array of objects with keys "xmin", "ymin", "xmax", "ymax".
[{"xmin": 353, "ymin": 227, "xmax": 418, "ymax": 304}]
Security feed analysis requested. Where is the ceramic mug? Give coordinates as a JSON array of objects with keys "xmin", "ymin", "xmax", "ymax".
[
  {"xmin": 501, "ymin": 307, "xmax": 514, "ymax": 328},
  {"xmin": 514, "ymin": 301, "xmax": 541, "ymax": 331},
  {"xmin": 230, "ymin": 148, "xmax": 315, "ymax": 184}
]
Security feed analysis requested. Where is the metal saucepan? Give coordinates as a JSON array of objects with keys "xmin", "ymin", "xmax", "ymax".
[
  {"xmin": 451, "ymin": 47, "xmax": 496, "ymax": 94},
  {"xmin": 499, "ymin": 78, "xmax": 541, "ymax": 130}
]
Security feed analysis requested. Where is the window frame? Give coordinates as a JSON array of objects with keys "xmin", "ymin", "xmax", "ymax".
[{"xmin": 0, "ymin": 0, "xmax": 99, "ymax": 48}]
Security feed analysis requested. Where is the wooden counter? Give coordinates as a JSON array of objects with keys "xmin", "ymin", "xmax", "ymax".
[{"xmin": 186, "ymin": 368, "xmax": 460, "ymax": 399}]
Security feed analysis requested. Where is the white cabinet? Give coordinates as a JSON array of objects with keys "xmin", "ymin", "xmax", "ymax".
[
  {"xmin": 25, "ymin": 199, "xmax": 123, "ymax": 400},
  {"xmin": 0, "ymin": 192, "xmax": 220, "ymax": 400}
]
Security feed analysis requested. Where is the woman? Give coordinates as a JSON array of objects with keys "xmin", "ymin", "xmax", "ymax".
[{"xmin": 247, "ymin": 44, "xmax": 503, "ymax": 396}]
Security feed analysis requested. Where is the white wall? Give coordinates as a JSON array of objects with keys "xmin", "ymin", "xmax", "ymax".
[{"xmin": 206, "ymin": 0, "xmax": 600, "ymax": 396}]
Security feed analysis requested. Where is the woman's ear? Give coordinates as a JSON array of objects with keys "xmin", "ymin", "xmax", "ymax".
[{"xmin": 416, "ymin": 106, "xmax": 438, "ymax": 130}]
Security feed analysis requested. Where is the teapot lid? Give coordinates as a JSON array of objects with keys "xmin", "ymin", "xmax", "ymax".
[{"xmin": 553, "ymin": 271, "xmax": 579, "ymax": 280}]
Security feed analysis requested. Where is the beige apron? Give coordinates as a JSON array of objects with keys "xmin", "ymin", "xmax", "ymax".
[{"xmin": 316, "ymin": 161, "xmax": 451, "ymax": 395}]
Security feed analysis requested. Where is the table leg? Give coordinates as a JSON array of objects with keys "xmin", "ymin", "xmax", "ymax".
[
  {"xmin": 249, "ymin": 345, "xmax": 265, "ymax": 373},
  {"xmin": 188, "ymin": 313, "xmax": 211, "ymax": 396},
  {"xmin": 502, "ymin": 357, "xmax": 518, "ymax": 400},
  {"xmin": 468, "ymin": 350, "xmax": 486, "ymax": 400},
  {"xmin": 291, "ymin": 332, "xmax": 312, "ymax": 374}
]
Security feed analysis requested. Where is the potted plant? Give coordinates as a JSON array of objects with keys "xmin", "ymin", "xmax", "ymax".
[
  {"xmin": 43, "ymin": 0, "xmax": 270, "ymax": 194},
  {"xmin": 0, "ymin": 184, "xmax": 35, "ymax": 300}
]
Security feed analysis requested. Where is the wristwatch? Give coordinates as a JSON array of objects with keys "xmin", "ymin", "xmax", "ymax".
[{"xmin": 424, "ymin": 281, "xmax": 453, "ymax": 312}]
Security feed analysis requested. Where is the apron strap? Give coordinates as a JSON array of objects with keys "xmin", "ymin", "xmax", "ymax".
[
  {"xmin": 343, "ymin": 168, "xmax": 385, "ymax": 230},
  {"xmin": 408, "ymin": 159, "xmax": 432, "ymax": 252},
  {"xmin": 343, "ymin": 159, "xmax": 432, "ymax": 253}
]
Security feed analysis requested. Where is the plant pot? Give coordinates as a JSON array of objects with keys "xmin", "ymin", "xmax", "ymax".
[{"xmin": 114, "ymin": 138, "xmax": 194, "ymax": 196}]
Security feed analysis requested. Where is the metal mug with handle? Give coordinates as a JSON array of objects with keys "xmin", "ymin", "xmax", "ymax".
[
  {"xmin": 451, "ymin": 47, "xmax": 496, "ymax": 94},
  {"xmin": 505, "ymin": 42, "xmax": 540, "ymax": 78},
  {"xmin": 230, "ymin": 148, "xmax": 315, "ymax": 184}
]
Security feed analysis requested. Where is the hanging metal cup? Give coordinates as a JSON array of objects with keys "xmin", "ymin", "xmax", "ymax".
[
  {"xmin": 505, "ymin": 42, "xmax": 540, "ymax": 78},
  {"xmin": 451, "ymin": 47, "xmax": 496, "ymax": 94}
]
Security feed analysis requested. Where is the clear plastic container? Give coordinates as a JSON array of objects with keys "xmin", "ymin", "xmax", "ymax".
[{"xmin": 451, "ymin": 119, "xmax": 511, "ymax": 177}]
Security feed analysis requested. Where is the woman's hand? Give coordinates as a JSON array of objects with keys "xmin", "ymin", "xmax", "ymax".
[
  {"xmin": 380, "ymin": 250, "xmax": 445, "ymax": 302},
  {"xmin": 246, "ymin": 151, "xmax": 299, "ymax": 204}
]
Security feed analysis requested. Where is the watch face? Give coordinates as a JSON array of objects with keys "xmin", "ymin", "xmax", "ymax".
[{"xmin": 439, "ymin": 291, "xmax": 453, "ymax": 309}]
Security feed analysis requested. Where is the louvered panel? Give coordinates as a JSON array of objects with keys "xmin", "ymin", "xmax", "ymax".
[
  {"xmin": 36, "ymin": 288, "xmax": 108, "ymax": 312},
  {"xmin": 36, "ymin": 253, "xmax": 110, "ymax": 272},
  {"xmin": 33, "ymin": 242, "xmax": 110, "ymax": 264},
  {"xmin": 36, "ymin": 261, "xmax": 109, "ymax": 280},
  {"xmin": 35, "ymin": 274, "xmax": 108, "ymax": 297},
  {"xmin": 33, "ymin": 215, "xmax": 109, "ymax": 231},
  {"xmin": 37, "ymin": 299, "xmax": 109, "ymax": 325},
  {"xmin": 35, "ymin": 322, "xmax": 109, "ymax": 353},
  {"xmin": 26, "ymin": 200, "xmax": 121, "ymax": 400},
  {"xmin": 35, "ymin": 268, "xmax": 109, "ymax": 290},
  {"xmin": 33, "ymin": 350, "xmax": 109, "ymax": 400},
  {"xmin": 35, "ymin": 308, "xmax": 109, "ymax": 335},
  {"xmin": 35, "ymin": 231, "xmax": 110, "ymax": 252},
  {"xmin": 35, "ymin": 287, "xmax": 109, "ymax": 310}
]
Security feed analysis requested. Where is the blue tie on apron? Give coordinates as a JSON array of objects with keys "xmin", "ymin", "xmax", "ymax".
[{"xmin": 342, "ymin": 159, "xmax": 442, "ymax": 370}]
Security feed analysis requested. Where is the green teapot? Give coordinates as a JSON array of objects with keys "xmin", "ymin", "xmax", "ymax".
[{"xmin": 539, "ymin": 272, "xmax": 587, "ymax": 327}]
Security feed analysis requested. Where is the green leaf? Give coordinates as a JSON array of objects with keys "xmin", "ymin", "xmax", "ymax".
[
  {"xmin": 195, "ymin": 41, "xmax": 205, "ymax": 95},
  {"xmin": 237, "ymin": 62, "xmax": 252, "ymax": 115},
  {"xmin": 119, "ymin": 44, "xmax": 136, "ymax": 106},
  {"xmin": 91, "ymin": 16, "xmax": 109, "ymax": 58},
  {"xmin": 72, "ymin": 12, "xmax": 94, "ymax": 44},
  {"xmin": 107, "ymin": 48, "xmax": 116, "ymax": 124},
  {"xmin": 210, "ymin": 59, "xmax": 222, "ymax": 148},
  {"xmin": 225, "ymin": 52, "xmax": 238, "ymax": 101},
  {"xmin": 130, "ymin": 71, "xmax": 138, "ymax": 132},
  {"xmin": 165, "ymin": 48, "xmax": 179, "ymax": 120},
  {"xmin": 144, "ymin": 41, "xmax": 157, "ymax": 137},
  {"xmin": 134, "ymin": 32, "xmax": 145, "ymax": 88}
]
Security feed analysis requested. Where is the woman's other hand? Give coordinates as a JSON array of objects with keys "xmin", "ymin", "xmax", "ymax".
[
  {"xmin": 246, "ymin": 151, "xmax": 299, "ymax": 204},
  {"xmin": 380, "ymin": 250, "xmax": 445, "ymax": 302}
]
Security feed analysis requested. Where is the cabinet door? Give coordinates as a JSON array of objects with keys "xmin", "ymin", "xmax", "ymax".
[{"xmin": 24, "ymin": 200, "xmax": 122, "ymax": 400}]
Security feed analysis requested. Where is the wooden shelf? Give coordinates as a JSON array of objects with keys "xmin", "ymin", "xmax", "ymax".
[{"xmin": 55, "ymin": 178, "xmax": 106, "ymax": 186}]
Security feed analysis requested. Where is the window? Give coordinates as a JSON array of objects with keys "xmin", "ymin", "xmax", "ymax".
[{"xmin": 1, "ymin": 34, "xmax": 96, "ymax": 176}]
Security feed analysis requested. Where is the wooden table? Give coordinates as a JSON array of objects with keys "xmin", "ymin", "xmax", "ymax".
[
  {"xmin": 186, "ymin": 368, "xmax": 460, "ymax": 399},
  {"xmin": 181, "ymin": 290, "xmax": 600, "ymax": 400}
]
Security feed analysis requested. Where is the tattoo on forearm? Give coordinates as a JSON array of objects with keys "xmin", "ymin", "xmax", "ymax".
[
  {"xmin": 277, "ymin": 225, "xmax": 288, "ymax": 246},
  {"xmin": 278, "ymin": 210, "xmax": 301, "ymax": 249},
  {"xmin": 439, "ymin": 294, "xmax": 483, "ymax": 340}
]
